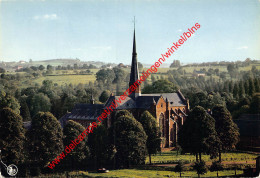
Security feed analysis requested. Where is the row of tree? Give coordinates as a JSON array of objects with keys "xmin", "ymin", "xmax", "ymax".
[
  {"xmin": 179, "ymin": 105, "xmax": 239, "ymax": 163},
  {"xmin": 0, "ymin": 107, "xmax": 161, "ymax": 176}
]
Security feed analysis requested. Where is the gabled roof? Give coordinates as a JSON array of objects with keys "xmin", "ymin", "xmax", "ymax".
[
  {"xmin": 59, "ymin": 103, "xmax": 104, "ymax": 127},
  {"xmin": 104, "ymin": 95, "xmax": 136, "ymax": 109},
  {"xmin": 140, "ymin": 93, "xmax": 186, "ymax": 107}
]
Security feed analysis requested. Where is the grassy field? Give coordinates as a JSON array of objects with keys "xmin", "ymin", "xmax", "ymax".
[
  {"xmin": 147, "ymin": 151, "xmax": 258, "ymax": 164},
  {"xmin": 32, "ymin": 74, "xmax": 96, "ymax": 86},
  {"xmin": 40, "ymin": 150, "xmax": 257, "ymax": 178},
  {"xmin": 46, "ymin": 169, "xmax": 243, "ymax": 178}
]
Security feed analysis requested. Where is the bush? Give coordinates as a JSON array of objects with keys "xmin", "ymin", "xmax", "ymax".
[{"xmin": 193, "ymin": 160, "xmax": 208, "ymax": 177}]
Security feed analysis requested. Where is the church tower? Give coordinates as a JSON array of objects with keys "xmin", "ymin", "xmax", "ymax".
[{"xmin": 129, "ymin": 28, "xmax": 141, "ymax": 99}]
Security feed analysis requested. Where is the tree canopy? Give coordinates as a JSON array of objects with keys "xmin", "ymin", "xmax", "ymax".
[
  {"xmin": 142, "ymin": 79, "xmax": 178, "ymax": 94},
  {"xmin": 29, "ymin": 112, "xmax": 63, "ymax": 167},
  {"xmin": 212, "ymin": 105, "xmax": 239, "ymax": 162},
  {"xmin": 138, "ymin": 111, "xmax": 161, "ymax": 164},
  {"xmin": 112, "ymin": 113, "xmax": 147, "ymax": 168},
  {"xmin": 0, "ymin": 108, "xmax": 25, "ymax": 165},
  {"xmin": 179, "ymin": 106, "xmax": 219, "ymax": 161}
]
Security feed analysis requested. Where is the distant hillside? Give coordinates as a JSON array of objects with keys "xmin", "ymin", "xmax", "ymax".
[{"xmin": 32, "ymin": 58, "xmax": 112, "ymax": 68}]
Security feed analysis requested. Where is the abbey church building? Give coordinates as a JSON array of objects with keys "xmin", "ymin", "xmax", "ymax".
[{"xmin": 60, "ymin": 29, "xmax": 189, "ymax": 147}]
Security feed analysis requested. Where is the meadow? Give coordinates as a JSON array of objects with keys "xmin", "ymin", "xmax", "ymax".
[
  {"xmin": 67, "ymin": 169, "xmax": 243, "ymax": 178},
  {"xmin": 146, "ymin": 150, "xmax": 257, "ymax": 164},
  {"xmin": 41, "ymin": 151, "xmax": 257, "ymax": 178}
]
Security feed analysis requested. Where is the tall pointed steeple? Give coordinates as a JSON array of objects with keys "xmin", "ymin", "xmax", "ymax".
[{"xmin": 129, "ymin": 25, "xmax": 141, "ymax": 99}]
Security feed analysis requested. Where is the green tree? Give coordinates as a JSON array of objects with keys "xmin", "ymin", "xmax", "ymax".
[
  {"xmin": 210, "ymin": 161, "xmax": 223, "ymax": 177},
  {"xmin": 244, "ymin": 80, "xmax": 249, "ymax": 95},
  {"xmin": 20, "ymin": 97, "xmax": 31, "ymax": 121},
  {"xmin": 212, "ymin": 105, "xmax": 240, "ymax": 162},
  {"xmin": 47, "ymin": 65, "xmax": 53, "ymax": 70},
  {"xmin": 143, "ymin": 79, "xmax": 178, "ymax": 94},
  {"xmin": 193, "ymin": 160, "xmax": 208, "ymax": 178},
  {"xmin": 29, "ymin": 112, "xmax": 63, "ymax": 168},
  {"xmin": 138, "ymin": 111, "xmax": 161, "ymax": 164},
  {"xmin": 170, "ymin": 60, "xmax": 181, "ymax": 68},
  {"xmin": 238, "ymin": 81, "xmax": 245, "ymax": 98},
  {"xmin": 255, "ymin": 78, "xmax": 260, "ymax": 92},
  {"xmin": 30, "ymin": 93, "xmax": 51, "ymax": 117},
  {"xmin": 113, "ymin": 67, "xmax": 126, "ymax": 83},
  {"xmin": 88, "ymin": 124, "xmax": 115, "ymax": 169},
  {"xmin": 178, "ymin": 106, "xmax": 219, "ymax": 162},
  {"xmin": 0, "ymin": 67, "xmax": 5, "ymax": 73},
  {"xmin": 233, "ymin": 83, "xmax": 239, "ymax": 99},
  {"xmin": 174, "ymin": 160, "xmax": 185, "ymax": 177},
  {"xmin": 249, "ymin": 78, "xmax": 256, "ymax": 96},
  {"xmin": 0, "ymin": 108, "xmax": 25, "ymax": 165},
  {"xmin": 99, "ymin": 90, "xmax": 111, "ymax": 103},
  {"xmin": 112, "ymin": 113, "xmax": 147, "ymax": 168},
  {"xmin": 96, "ymin": 69, "xmax": 115, "ymax": 84},
  {"xmin": 38, "ymin": 65, "xmax": 45, "ymax": 71},
  {"xmin": 250, "ymin": 93, "xmax": 260, "ymax": 114},
  {"xmin": 63, "ymin": 120, "xmax": 88, "ymax": 170},
  {"xmin": 0, "ymin": 90, "xmax": 21, "ymax": 114}
]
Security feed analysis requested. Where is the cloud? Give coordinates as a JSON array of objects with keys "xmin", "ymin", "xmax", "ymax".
[
  {"xmin": 177, "ymin": 29, "xmax": 182, "ymax": 32},
  {"xmin": 33, "ymin": 14, "xmax": 58, "ymax": 20},
  {"xmin": 237, "ymin": 46, "xmax": 248, "ymax": 50}
]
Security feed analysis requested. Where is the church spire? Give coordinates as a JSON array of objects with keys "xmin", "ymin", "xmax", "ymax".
[{"xmin": 129, "ymin": 23, "xmax": 141, "ymax": 99}]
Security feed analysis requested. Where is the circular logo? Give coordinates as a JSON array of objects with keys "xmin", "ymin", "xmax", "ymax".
[{"xmin": 7, "ymin": 164, "xmax": 18, "ymax": 176}]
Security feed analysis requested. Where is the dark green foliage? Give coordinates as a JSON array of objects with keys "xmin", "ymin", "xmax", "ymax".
[
  {"xmin": 0, "ymin": 90, "xmax": 21, "ymax": 114},
  {"xmin": 29, "ymin": 112, "xmax": 63, "ymax": 167},
  {"xmin": 210, "ymin": 161, "xmax": 223, "ymax": 177},
  {"xmin": 30, "ymin": 93, "xmax": 51, "ymax": 117},
  {"xmin": 178, "ymin": 106, "xmax": 219, "ymax": 161},
  {"xmin": 88, "ymin": 124, "xmax": 115, "ymax": 169},
  {"xmin": 170, "ymin": 60, "xmax": 181, "ymax": 68},
  {"xmin": 212, "ymin": 105, "xmax": 239, "ymax": 162},
  {"xmin": 174, "ymin": 160, "xmax": 185, "ymax": 177},
  {"xmin": 233, "ymin": 83, "xmax": 239, "ymax": 99},
  {"xmin": 139, "ymin": 111, "xmax": 161, "ymax": 164},
  {"xmin": 193, "ymin": 160, "xmax": 208, "ymax": 178},
  {"xmin": 115, "ymin": 109, "xmax": 132, "ymax": 119},
  {"xmin": 0, "ymin": 108, "xmax": 25, "ymax": 165},
  {"xmin": 112, "ymin": 114, "xmax": 147, "ymax": 168},
  {"xmin": 38, "ymin": 65, "xmax": 45, "ymax": 71},
  {"xmin": 254, "ymin": 78, "xmax": 260, "ymax": 92},
  {"xmin": 96, "ymin": 69, "xmax": 115, "ymax": 84},
  {"xmin": 63, "ymin": 120, "xmax": 88, "ymax": 169},
  {"xmin": 99, "ymin": 90, "xmax": 111, "ymax": 103},
  {"xmin": 142, "ymin": 79, "xmax": 178, "ymax": 94},
  {"xmin": 238, "ymin": 81, "xmax": 245, "ymax": 98},
  {"xmin": 112, "ymin": 67, "xmax": 126, "ymax": 83},
  {"xmin": 249, "ymin": 78, "xmax": 256, "ymax": 96},
  {"xmin": 250, "ymin": 93, "xmax": 260, "ymax": 114},
  {"xmin": 20, "ymin": 97, "xmax": 31, "ymax": 121},
  {"xmin": 0, "ymin": 67, "xmax": 5, "ymax": 73}
]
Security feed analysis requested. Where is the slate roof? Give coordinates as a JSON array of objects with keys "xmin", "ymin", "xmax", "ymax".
[
  {"xmin": 104, "ymin": 95, "xmax": 136, "ymax": 109},
  {"xmin": 138, "ymin": 92, "xmax": 186, "ymax": 107},
  {"xmin": 59, "ymin": 103, "xmax": 104, "ymax": 127},
  {"xmin": 234, "ymin": 114, "xmax": 260, "ymax": 137}
]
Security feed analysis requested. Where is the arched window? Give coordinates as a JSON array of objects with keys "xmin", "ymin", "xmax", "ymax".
[{"xmin": 159, "ymin": 113, "xmax": 164, "ymax": 137}]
